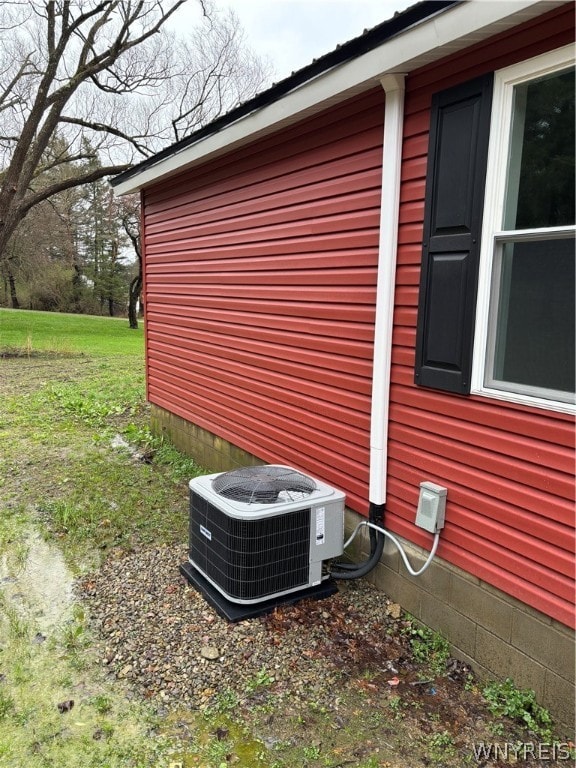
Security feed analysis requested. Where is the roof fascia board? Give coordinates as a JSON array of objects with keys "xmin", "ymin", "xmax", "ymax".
[{"xmin": 112, "ymin": 0, "xmax": 554, "ymax": 196}]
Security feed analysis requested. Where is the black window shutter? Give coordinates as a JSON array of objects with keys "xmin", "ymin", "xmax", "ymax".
[{"xmin": 414, "ymin": 73, "xmax": 493, "ymax": 394}]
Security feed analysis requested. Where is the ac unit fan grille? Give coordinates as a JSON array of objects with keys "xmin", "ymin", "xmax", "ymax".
[
  {"xmin": 212, "ymin": 466, "xmax": 316, "ymax": 504},
  {"xmin": 189, "ymin": 492, "xmax": 310, "ymax": 601}
]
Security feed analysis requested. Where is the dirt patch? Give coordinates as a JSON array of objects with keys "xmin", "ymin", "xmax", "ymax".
[
  {"xmin": 0, "ymin": 348, "xmax": 82, "ymax": 359},
  {"xmin": 0, "ymin": 355, "xmax": 94, "ymax": 397}
]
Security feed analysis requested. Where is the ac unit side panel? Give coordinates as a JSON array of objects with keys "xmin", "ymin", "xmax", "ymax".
[
  {"xmin": 189, "ymin": 491, "xmax": 311, "ymax": 603},
  {"xmin": 309, "ymin": 501, "xmax": 345, "ymax": 563}
]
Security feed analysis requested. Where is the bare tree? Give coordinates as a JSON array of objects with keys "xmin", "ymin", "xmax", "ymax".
[
  {"xmin": 0, "ymin": 1, "xmax": 270, "ymax": 265},
  {"xmin": 166, "ymin": 7, "xmax": 273, "ymax": 140}
]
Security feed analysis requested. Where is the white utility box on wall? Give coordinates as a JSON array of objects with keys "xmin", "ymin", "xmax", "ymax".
[{"xmin": 415, "ymin": 482, "xmax": 447, "ymax": 533}]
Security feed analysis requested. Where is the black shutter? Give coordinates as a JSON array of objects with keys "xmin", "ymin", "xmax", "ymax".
[{"xmin": 414, "ymin": 74, "xmax": 493, "ymax": 394}]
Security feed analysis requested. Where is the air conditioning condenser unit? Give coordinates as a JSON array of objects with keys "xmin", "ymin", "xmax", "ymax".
[{"xmin": 179, "ymin": 465, "xmax": 345, "ymax": 620}]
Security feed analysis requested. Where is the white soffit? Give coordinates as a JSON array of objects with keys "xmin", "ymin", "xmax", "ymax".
[{"xmin": 113, "ymin": 0, "xmax": 564, "ymax": 195}]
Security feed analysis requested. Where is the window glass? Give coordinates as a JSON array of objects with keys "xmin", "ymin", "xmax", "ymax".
[
  {"xmin": 485, "ymin": 65, "xmax": 575, "ymax": 404},
  {"xmin": 503, "ymin": 69, "xmax": 574, "ymax": 229},
  {"xmin": 489, "ymin": 237, "xmax": 575, "ymax": 397}
]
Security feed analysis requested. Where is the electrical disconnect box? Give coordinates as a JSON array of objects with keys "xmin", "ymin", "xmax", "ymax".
[{"xmin": 415, "ymin": 482, "xmax": 447, "ymax": 533}]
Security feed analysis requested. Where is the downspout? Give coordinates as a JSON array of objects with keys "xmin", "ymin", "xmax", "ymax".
[
  {"xmin": 330, "ymin": 73, "xmax": 445, "ymax": 582},
  {"xmin": 330, "ymin": 73, "xmax": 406, "ymax": 580},
  {"xmin": 369, "ymin": 73, "xmax": 406, "ymax": 524}
]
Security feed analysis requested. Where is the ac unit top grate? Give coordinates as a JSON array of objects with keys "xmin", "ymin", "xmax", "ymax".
[{"xmin": 212, "ymin": 465, "xmax": 317, "ymax": 504}]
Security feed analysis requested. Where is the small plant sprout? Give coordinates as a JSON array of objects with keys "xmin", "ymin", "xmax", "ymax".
[{"xmin": 482, "ymin": 677, "xmax": 554, "ymax": 740}]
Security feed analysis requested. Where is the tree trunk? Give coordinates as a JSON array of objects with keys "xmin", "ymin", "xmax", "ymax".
[
  {"xmin": 7, "ymin": 270, "xmax": 19, "ymax": 309},
  {"xmin": 128, "ymin": 273, "xmax": 142, "ymax": 329},
  {"xmin": 0, "ymin": 208, "xmax": 24, "ymax": 268},
  {"xmin": 71, "ymin": 261, "xmax": 84, "ymax": 312}
]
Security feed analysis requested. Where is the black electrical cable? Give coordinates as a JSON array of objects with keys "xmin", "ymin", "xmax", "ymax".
[
  {"xmin": 331, "ymin": 524, "xmax": 378, "ymax": 571},
  {"xmin": 330, "ymin": 528, "xmax": 385, "ymax": 580},
  {"xmin": 330, "ymin": 501, "xmax": 386, "ymax": 580}
]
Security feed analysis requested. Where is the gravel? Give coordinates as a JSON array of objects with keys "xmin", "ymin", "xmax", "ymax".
[{"xmin": 78, "ymin": 544, "xmax": 407, "ymax": 712}]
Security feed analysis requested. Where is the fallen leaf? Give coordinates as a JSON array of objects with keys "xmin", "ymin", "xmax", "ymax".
[{"xmin": 357, "ymin": 680, "xmax": 378, "ymax": 692}]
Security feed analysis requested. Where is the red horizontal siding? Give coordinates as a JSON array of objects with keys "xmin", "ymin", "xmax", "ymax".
[
  {"xmin": 147, "ymin": 301, "xmax": 373, "ymax": 334},
  {"xmin": 150, "ymin": 347, "xmax": 370, "ymax": 427},
  {"xmin": 146, "ymin": 104, "xmax": 383, "ymax": 211},
  {"xmin": 143, "ymin": 90, "xmax": 385, "ymax": 511},
  {"xmin": 145, "ymin": 229, "xmax": 379, "ymax": 262},
  {"xmin": 387, "ymin": 4, "xmax": 575, "ymax": 628},
  {"xmin": 147, "ymin": 185, "xmax": 382, "ymax": 243},
  {"xmin": 141, "ymin": 5, "xmax": 574, "ymax": 628}
]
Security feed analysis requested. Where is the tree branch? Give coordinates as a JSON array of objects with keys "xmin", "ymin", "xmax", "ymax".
[
  {"xmin": 22, "ymin": 162, "xmax": 132, "ymax": 216},
  {"xmin": 60, "ymin": 115, "xmax": 153, "ymax": 158},
  {"xmin": 0, "ymin": 54, "xmax": 35, "ymax": 112}
]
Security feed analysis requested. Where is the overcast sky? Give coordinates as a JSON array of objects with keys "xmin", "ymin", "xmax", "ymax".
[
  {"xmin": 174, "ymin": 1, "xmax": 417, "ymax": 82},
  {"xmin": 224, "ymin": 0, "xmax": 415, "ymax": 80}
]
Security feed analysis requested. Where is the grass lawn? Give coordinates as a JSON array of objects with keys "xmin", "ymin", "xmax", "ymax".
[
  {"xmin": 0, "ymin": 309, "xmax": 197, "ymax": 767},
  {"xmin": 0, "ymin": 307, "xmax": 144, "ymax": 356}
]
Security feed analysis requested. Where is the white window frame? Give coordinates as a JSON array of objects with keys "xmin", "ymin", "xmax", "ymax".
[{"xmin": 472, "ymin": 45, "xmax": 576, "ymax": 414}]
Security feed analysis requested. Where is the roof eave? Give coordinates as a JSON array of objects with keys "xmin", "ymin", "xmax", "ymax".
[{"xmin": 112, "ymin": 0, "xmax": 563, "ymax": 196}]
